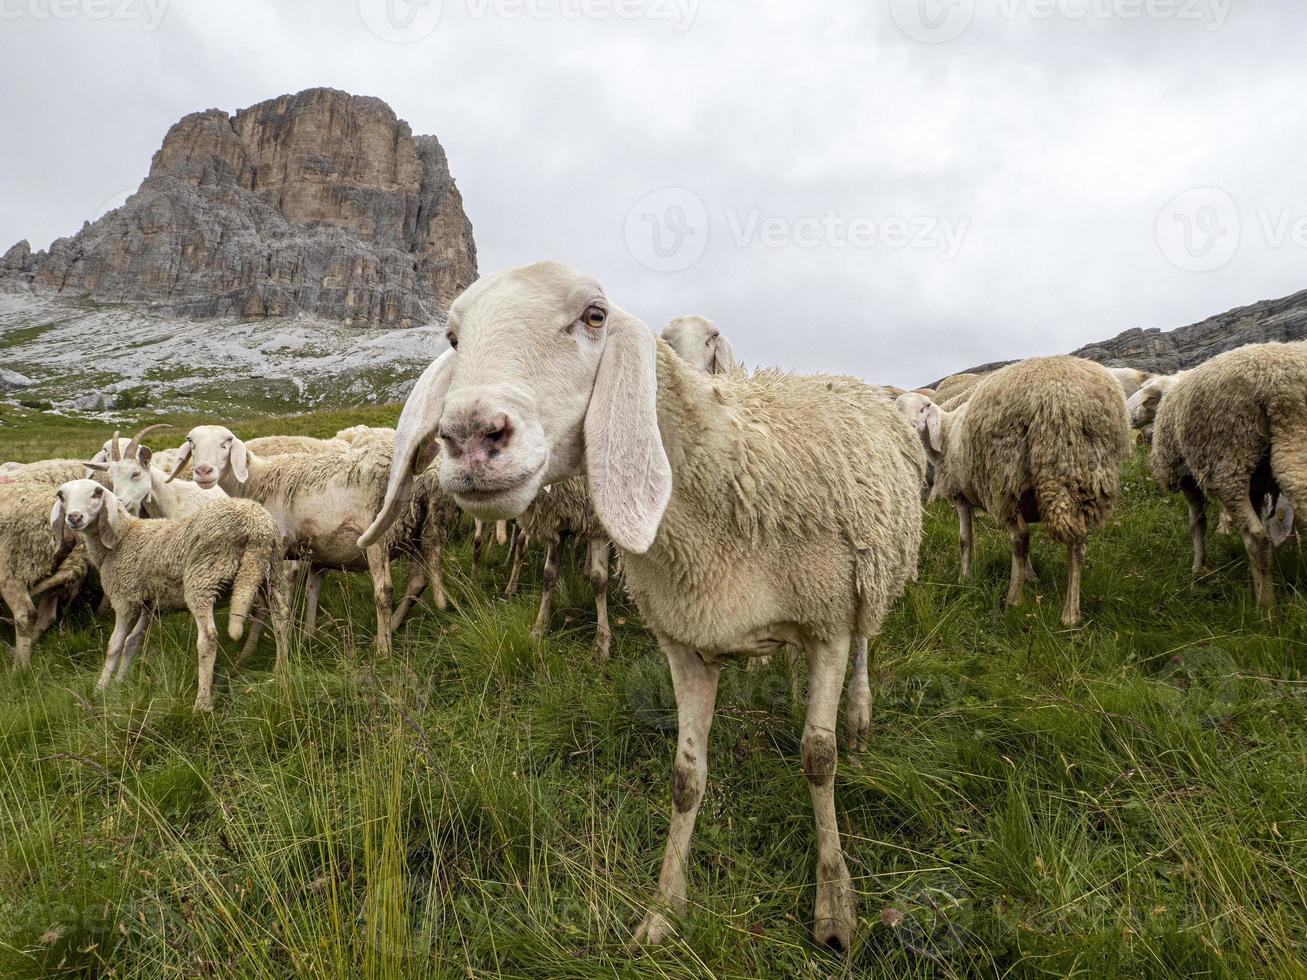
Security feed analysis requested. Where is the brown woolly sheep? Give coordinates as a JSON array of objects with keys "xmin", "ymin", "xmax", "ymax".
[
  {"xmin": 1145, "ymin": 342, "xmax": 1307, "ymax": 606},
  {"xmin": 900, "ymin": 356, "xmax": 1131, "ymax": 625}
]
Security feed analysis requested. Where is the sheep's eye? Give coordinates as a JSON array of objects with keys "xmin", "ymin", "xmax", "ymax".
[
  {"xmin": 582, "ymin": 306, "xmax": 606, "ymax": 328},
  {"xmin": 93, "ymin": 487, "xmax": 102, "ymax": 497},
  {"xmin": 446, "ymin": 332, "xmax": 458, "ymax": 350}
]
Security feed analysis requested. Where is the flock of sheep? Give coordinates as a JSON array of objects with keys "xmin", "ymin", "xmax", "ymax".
[{"xmin": 2, "ymin": 260, "xmax": 1303, "ymax": 950}]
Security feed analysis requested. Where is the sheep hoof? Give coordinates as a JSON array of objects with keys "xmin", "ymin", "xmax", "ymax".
[
  {"xmin": 631, "ymin": 910, "xmax": 676, "ymax": 947},
  {"xmin": 1059, "ymin": 610, "xmax": 1081, "ymax": 627},
  {"xmin": 193, "ymin": 696, "xmax": 214, "ymax": 714},
  {"xmin": 591, "ymin": 632, "xmax": 612, "ymax": 661},
  {"xmin": 846, "ymin": 723, "xmax": 869, "ymax": 753},
  {"xmin": 812, "ymin": 868, "xmax": 857, "ymax": 953},
  {"xmin": 530, "ymin": 624, "xmax": 547, "ymax": 642}
]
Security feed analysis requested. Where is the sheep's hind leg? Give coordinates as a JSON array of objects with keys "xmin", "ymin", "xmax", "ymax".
[
  {"xmin": 302, "ymin": 566, "xmax": 326, "ymax": 641},
  {"xmin": 531, "ymin": 542, "xmax": 561, "ymax": 641},
  {"xmin": 1006, "ymin": 516, "xmax": 1030, "ymax": 608},
  {"xmin": 265, "ymin": 573, "xmax": 292, "ymax": 673},
  {"xmin": 366, "ymin": 546, "xmax": 394, "ymax": 657},
  {"xmin": 1233, "ymin": 492, "xmax": 1275, "ymax": 609},
  {"xmin": 1061, "ymin": 539, "xmax": 1085, "ymax": 626},
  {"xmin": 193, "ymin": 605, "xmax": 219, "ymax": 712},
  {"xmin": 588, "ymin": 537, "xmax": 611, "ymax": 660},
  {"xmin": 505, "ymin": 530, "xmax": 527, "ymax": 596},
  {"xmin": 632, "ymin": 643, "xmax": 721, "ymax": 946},
  {"xmin": 1, "ymin": 583, "xmax": 37, "ymax": 669},
  {"xmin": 804, "ymin": 631, "xmax": 858, "ymax": 950},
  {"xmin": 1181, "ymin": 479, "xmax": 1209, "ymax": 576},
  {"xmin": 845, "ymin": 635, "xmax": 871, "ymax": 751},
  {"xmin": 390, "ymin": 560, "xmax": 427, "ymax": 631}
]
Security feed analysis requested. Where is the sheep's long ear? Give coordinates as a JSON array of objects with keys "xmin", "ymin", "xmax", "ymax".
[
  {"xmin": 85, "ymin": 460, "xmax": 110, "ymax": 472},
  {"xmin": 165, "ymin": 441, "xmax": 192, "ymax": 483},
  {"xmin": 584, "ymin": 310, "xmax": 671, "ymax": 554},
  {"xmin": 711, "ymin": 335, "xmax": 736, "ymax": 375},
  {"xmin": 49, "ymin": 496, "xmax": 66, "ymax": 548},
  {"xmin": 358, "ymin": 348, "xmax": 456, "ymax": 548},
  {"xmin": 98, "ymin": 495, "xmax": 124, "ymax": 550},
  {"xmin": 230, "ymin": 437, "xmax": 249, "ymax": 483},
  {"xmin": 925, "ymin": 403, "xmax": 944, "ymax": 454}
]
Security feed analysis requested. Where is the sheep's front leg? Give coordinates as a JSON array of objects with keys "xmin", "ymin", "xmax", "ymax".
[
  {"xmin": 588, "ymin": 537, "xmax": 611, "ymax": 660},
  {"xmin": 366, "ymin": 546, "xmax": 394, "ymax": 656},
  {"xmin": 193, "ymin": 605, "xmax": 219, "ymax": 712},
  {"xmin": 390, "ymin": 561, "xmax": 427, "ymax": 631},
  {"xmin": 238, "ymin": 607, "xmax": 265, "ymax": 661},
  {"xmin": 1181, "ymin": 479, "xmax": 1208, "ymax": 576},
  {"xmin": 302, "ymin": 566, "xmax": 326, "ymax": 640},
  {"xmin": 425, "ymin": 534, "xmax": 448, "ymax": 612},
  {"xmin": 845, "ymin": 635, "xmax": 871, "ymax": 751},
  {"xmin": 1005, "ymin": 516, "xmax": 1030, "ymax": 608},
  {"xmin": 2, "ymin": 583, "xmax": 38, "ymax": 669},
  {"xmin": 96, "ymin": 609, "xmax": 134, "ymax": 691},
  {"xmin": 804, "ymin": 632, "xmax": 858, "ymax": 951},
  {"xmin": 531, "ymin": 542, "xmax": 561, "ymax": 641},
  {"xmin": 115, "ymin": 610, "xmax": 152, "ymax": 681},
  {"xmin": 505, "ymin": 530, "xmax": 527, "ymax": 596},
  {"xmin": 472, "ymin": 519, "xmax": 486, "ymax": 571},
  {"xmin": 632, "ymin": 643, "xmax": 721, "ymax": 946},
  {"xmin": 955, "ymin": 498, "xmax": 974, "ymax": 580},
  {"xmin": 1061, "ymin": 539, "xmax": 1085, "ymax": 626},
  {"xmin": 34, "ymin": 593, "xmax": 59, "ymax": 636}
]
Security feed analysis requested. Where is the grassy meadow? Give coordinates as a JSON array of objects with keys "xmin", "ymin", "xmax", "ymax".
[{"xmin": 0, "ymin": 406, "xmax": 1305, "ymax": 978}]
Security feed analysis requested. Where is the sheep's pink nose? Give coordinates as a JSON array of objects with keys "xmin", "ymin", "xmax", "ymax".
[
  {"xmin": 193, "ymin": 464, "xmax": 215, "ymax": 480},
  {"xmin": 66, "ymin": 511, "xmax": 86, "ymax": 529},
  {"xmin": 441, "ymin": 413, "xmax": 513, "ymax": 463}
]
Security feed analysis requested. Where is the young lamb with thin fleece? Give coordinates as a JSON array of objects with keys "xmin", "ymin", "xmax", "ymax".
[
  {"xmin": 52, "ymin": 480, "xmax": 289, "ymax": 710},
  {"xmin": 357, "ymin": 261, "xmax": 925, "ymax": 951},
  {"xmin": 898, "ymin": 356, "xmax": 1131, "ymax": 625},
  {"xmin": 0, "ymin": 482, "xmax": 89, "ymax": 667},
  {"xmin": 169, "ymin": 427, "xmax": 402, "ymax": 654},
  {"xmin": 1132, "ymin": 342, "xmax": 1307, "ymax": 606}
]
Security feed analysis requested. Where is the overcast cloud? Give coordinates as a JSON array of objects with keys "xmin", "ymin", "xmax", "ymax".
[{"xmin": 2, "ymin": 0, "xmax": 1305, "ymax": 386}]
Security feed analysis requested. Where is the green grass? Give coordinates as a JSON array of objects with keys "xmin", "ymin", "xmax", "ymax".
[{"xmin": 1, "ymin": 412, "xmax": 1304, "ymax": 978}]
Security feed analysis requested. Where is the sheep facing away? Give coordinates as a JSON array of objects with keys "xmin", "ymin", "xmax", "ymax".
[
  {"xmin": 52, "ymin": 480, "xmax": 290, "ymax": 710},
  {"xmin": 0, "ymin": 482, "xmax": 90, "ymax": 667},
  {"xmin": 1131, "ymin": 342, "xmax": 1307, "ymax": 606},
  {"xmin": 660, "ymin": 315, "xmax": 736, "ymax": 375},
  {"xmin": 358, "ymin": 261, "xmax": 925, "ymax": 951},
  {"xmin": 899, "ymin": 356, "xmax": 1131, "ymax": 625}
]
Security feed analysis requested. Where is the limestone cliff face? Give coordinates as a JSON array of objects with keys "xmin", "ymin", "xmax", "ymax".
[{"xmin": 2, "ymin": 88, "xmax": 477, "ymax": 326}]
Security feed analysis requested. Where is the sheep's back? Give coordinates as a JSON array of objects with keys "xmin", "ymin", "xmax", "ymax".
[{"xmin": 0, "ymin": 484, "xmax": 88, "ymax": 589}]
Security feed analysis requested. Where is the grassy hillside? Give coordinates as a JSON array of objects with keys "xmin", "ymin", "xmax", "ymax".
[{"xmin": 0, "ymin": 408, "xmax": 1304, "ymax": 978}]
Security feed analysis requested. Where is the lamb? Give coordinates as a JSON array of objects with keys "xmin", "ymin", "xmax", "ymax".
[
  {"xmin": 898, "ymin": 356, "xmax": 1131, "ymax": 625},
  {"xmin": 0, "ymin": 482, "xmax": 90, "ymax": 666},
  {"xmin": 87, "ymin": 425, "xmax": 227, "ymax": 518},
  {"xmin": 358, "ymin": 261, "xmax": 925, "ymax": 950},
  {"xmin": 660, "ymin": 315, "xmax": 736, "ymax": 374},
  {"xmin": 52, "ymin": 480, "xmax": 290, "ymax": 710},
  {"xmin": 168, "ymin": 426, "xmax": 402, "ymax": 655},
  {"xmin": 1133, "ymin": 342, "xmax": 1307, "ymax": 606}
]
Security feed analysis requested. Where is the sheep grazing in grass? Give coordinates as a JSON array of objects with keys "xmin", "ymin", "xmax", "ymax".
[
  {"xmin": 0, "ymin": 482, "xmax": 89, "ymax": 667},
  {"xmin": 358, "ymin": 262, "xmax": 925, "ymax": 951},
  {"xmin": 52, "ymin": 480, "xmax": 289, "ymax": 710},
  {"xmin": 168, "ymin": 426, "xmax": 401, "ymax": 655},
  {"xmin": 87, "ymin": 425, "xmax": 226, "ymax": 518},
  {"xmin": 661, "ymin": 315, "xmax": 736, "ymax": 375},
  {"xmin": 899, "ymin": 356, "xmax": 1131, "ymax": 625},
  {"xmin": 1132, "ymin": 342, "xmax": 1307, "ymax": 606}
]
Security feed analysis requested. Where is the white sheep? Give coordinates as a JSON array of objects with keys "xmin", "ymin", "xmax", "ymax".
[
  {"xmin": 168, "ymin": 426, "xmax": 402, "ymax": 655},
  {"xmin": 0, "ymin": 482, "xmax": 90, "ymax": 666},
  {"xmin": 52, "ymin": 480, "xmax": 290, "ymax": 710},
  {"xmin": 358, "ymin": 262, "xmax": 924, "ymax": 950},
  {"xmin": 661, "ymin": 315, "xmax": 736, "ymax": 374},
  {"xmin": 897, "ymin": 356, "xmax": 1131, "ymax": 625},
  {"xmin": 86, "ymin": 425, "xmax": 227, "ymax": 518}
]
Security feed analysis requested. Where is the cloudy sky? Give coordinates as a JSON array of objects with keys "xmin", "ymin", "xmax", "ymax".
[{"xmin": 2, "ymin": 0, "xmax": 1305, "ymax": 385}]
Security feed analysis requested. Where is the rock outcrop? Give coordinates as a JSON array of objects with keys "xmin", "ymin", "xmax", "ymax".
[
  {"xmin": 1, "ymin": 88, "xmax": 476, "ymax": 326},
  {"xmin": 930, "ymin": 288, "xmax": 1307, "ymax": 385}
]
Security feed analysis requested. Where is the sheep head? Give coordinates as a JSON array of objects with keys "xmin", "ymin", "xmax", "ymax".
[
  {"xmin": 173, "ymin": 425, "xmax": 247, "ymax": 489},
  {"xmin": 359, "ymin": 262, "xmax": 671, "ymax": 555},
  {"xmin": 1125, "ymin": 372, "xmax": 1184, "ymax": 428},
  {"xmin": 87, "ymin": 423, "xmax": 171, "ymax": 514},
  {"xmin": 52, "ymin": 479, "xmax": 128, "ymax": 549},
  {"xmin": 662, "ymin": 315, "xmax": 735, "ymax": 375}
]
